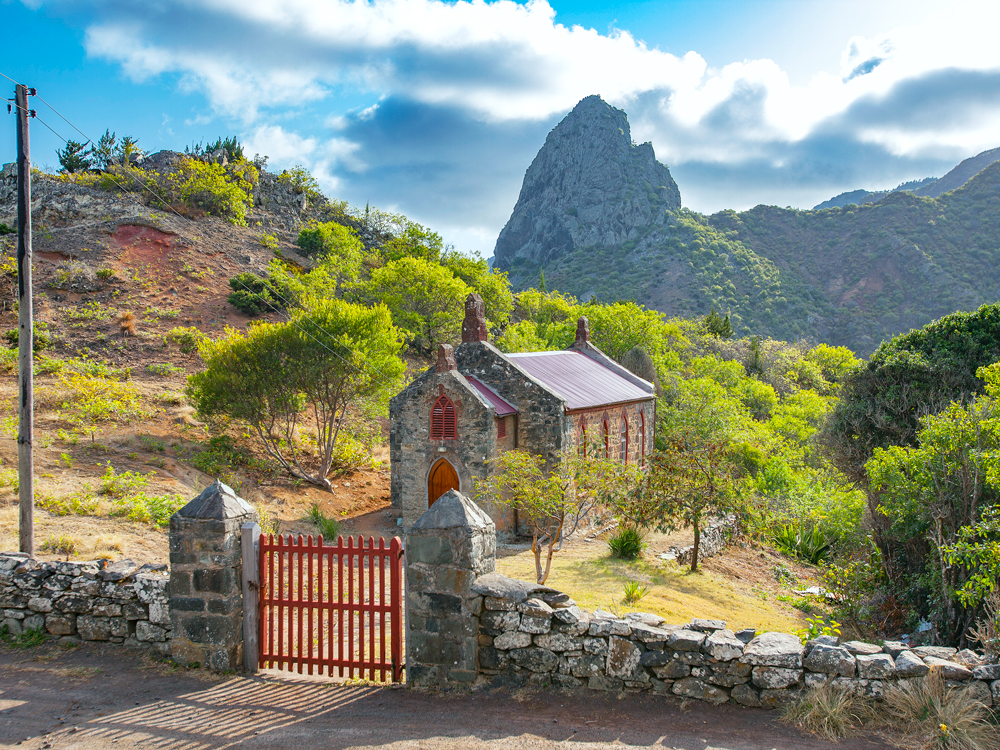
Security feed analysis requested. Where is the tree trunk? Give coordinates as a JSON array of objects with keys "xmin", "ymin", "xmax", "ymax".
[{"xmin": 690, "ymin": 521, "xmax": 700, "ymax": 573}]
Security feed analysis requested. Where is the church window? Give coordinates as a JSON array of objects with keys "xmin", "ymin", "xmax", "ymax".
[
  {"xmin": 497, "ymin": 416, "xmax": 507, "ymax": 438},
  {"xmin": 431, "ymin": 395, "xmax": 457, "ymax": 440},
  {"xmin": 620, "ymin": 409, "xmax": 629, "ymax": 462}
]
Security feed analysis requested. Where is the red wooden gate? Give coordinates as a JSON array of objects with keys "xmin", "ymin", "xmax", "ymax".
[{"xmin": 258, "ymin": 534, "xmax": 404, "ymax": 682}]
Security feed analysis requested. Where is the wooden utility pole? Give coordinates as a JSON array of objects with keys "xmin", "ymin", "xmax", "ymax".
[{"xmin": 15, "ymin": 83, "xmax": 34, "ymax": 555}]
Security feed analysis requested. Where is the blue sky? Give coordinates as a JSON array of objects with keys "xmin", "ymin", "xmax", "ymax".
[{"xmin": 4, "ymin": 0, "xmax": 1000, "ymax": 256}]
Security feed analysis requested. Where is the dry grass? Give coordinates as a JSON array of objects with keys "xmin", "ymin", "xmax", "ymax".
[
  {"xmin": 881, "ymin": 670, "xmax": 1000, "ymax": 750},
  {"xmin": 784, "ymin": 670, "xmax": 1000, "ymax": 750},
  {"xmin": 118, "ymin": 311, "xmax": 136, "ymax": 336},
  {"xmin": 495, "ymin": 536, "xmax": 814, "ymax": 631},
  {"xmin": 783, "ymin": 683, "xmax": 876, "ymax": 740}
]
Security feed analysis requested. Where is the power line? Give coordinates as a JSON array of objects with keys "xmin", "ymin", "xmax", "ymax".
[
  {"xmin": 32, "ymin": 93, "xmax": 91, "ymax": 144},
  {"xmin": 0, "ymin": 71, "xmax": 21, "ymax": 86}
]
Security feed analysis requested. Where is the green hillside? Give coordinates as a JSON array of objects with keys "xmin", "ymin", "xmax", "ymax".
[{"xmin": 520, "ymin": 161, "xmax": 1000, "ymax": 355}]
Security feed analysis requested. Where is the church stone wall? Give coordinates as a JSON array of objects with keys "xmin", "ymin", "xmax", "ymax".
[
  {"xmin": 390, "ymin": 367, "xmax": 511, "ymax": 530},
  {"xmin": 571, "ymin": 400, "xmax": 655, "ymax": 463},
  {"xmin": 455, "ymin": 341, "xmax": 570, "ymax": 467}
]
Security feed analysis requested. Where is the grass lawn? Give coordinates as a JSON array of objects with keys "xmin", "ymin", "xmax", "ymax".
[{"xmin": 496, "ymin": 535, "xmax": 823, "ymax": 634}]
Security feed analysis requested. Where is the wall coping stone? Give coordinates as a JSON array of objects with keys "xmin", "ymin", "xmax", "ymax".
[
  {"xmin": 175, "ymin": 480, "xmax": 255, "ymax": 520},
  {"xmin": 411, "ymin": 490, "xmax": 494, "ymax": 531}
]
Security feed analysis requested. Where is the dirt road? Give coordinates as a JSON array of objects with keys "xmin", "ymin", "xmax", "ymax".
[{"xmin": 0, "ymin": 644, "xmax": 894, "ymax": 750}]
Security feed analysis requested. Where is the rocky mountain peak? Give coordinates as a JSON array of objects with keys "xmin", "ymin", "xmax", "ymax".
[{"xmin": 492, "ymin": 95, "xmax": 680, "ymax": 280}]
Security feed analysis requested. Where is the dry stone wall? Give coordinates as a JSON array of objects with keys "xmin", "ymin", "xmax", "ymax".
[
  {"xmin": 0, "ymin": 553, "xmax": 170, "ymax": 652},
  {"xmin": 473, "ymin": 572, "xmax": 999, "ymax": 708}
]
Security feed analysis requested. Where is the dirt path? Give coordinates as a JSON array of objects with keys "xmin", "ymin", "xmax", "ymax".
[{"xmin": 0, "ymin": 644, "xmax": 896, "ymax": 750}]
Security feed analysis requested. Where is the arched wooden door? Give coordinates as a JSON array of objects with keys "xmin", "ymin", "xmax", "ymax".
[{"xmin": 428, "ymin": 459, "xmax": 460, "ymax": 507}]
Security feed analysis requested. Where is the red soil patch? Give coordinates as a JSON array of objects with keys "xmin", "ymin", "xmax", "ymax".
[{"xmin": 113, "ymin": 224, "xmax": 178, "ymax": 262}]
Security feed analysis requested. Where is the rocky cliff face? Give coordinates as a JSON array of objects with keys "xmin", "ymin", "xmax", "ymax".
[{"xmin": 492, "ymin": 95, "xmax": 680, "ymax": 279}]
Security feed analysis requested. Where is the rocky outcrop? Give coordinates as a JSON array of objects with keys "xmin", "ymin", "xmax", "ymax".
[{"xmin": 492, "ymin": 95, "xmax": 680, "ymax": 278}]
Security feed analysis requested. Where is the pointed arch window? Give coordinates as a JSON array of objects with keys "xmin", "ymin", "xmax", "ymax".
[
  {"xmin": 431, "ymin": 395, "xmax": 457, "ymax": 440},
  {"xmin": 602, "ymin": 416, "xmax": 610, "ymax": 458},
  {"xmin": 620, "ymin": 409, "xmax": 629, "ymax": 462},
  {"xmin": 578, "ymin": 415, "xmax": 587, "ymax": 457}
]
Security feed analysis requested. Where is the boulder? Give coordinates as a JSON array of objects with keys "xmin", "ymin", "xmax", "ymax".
[
  {"xmin": 972, "ymin": 664, "xmax": 1000, "ymax": 681},
  {"xmin": 912, "ymin": 645, "xmax": 958, "ymax": 660},
  {"xmin": 741, "ymin": 632, "xmax": 803, "ymax": 668},
  {"xmin": 689, "ymin": 618, "xmax": 726, "ymax": 632}
]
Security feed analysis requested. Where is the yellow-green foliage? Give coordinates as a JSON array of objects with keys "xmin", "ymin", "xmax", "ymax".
[
  {"xmin": 158, "ymin": 157, "xmax": 258, "ymax": 226},
  {"xmin": 56, "ymin": 371, "xmax": 149, "ymax": 425}
]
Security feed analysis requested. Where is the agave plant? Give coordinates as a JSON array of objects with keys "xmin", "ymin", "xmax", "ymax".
[{"xmin": 771, "ymin": 523, "xmax": 831, "ymax": 564}]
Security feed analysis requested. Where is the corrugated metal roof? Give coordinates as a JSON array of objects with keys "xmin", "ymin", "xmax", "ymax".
[
  {"xmin": 507, "ymin": 351, "xmax": 653, "ymax": 410},
  {"xmin": 466, "ymin": 376, "xmax": 518, "ymax": 416}
]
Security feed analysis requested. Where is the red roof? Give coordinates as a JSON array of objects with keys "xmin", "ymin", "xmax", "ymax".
[
  {"xmin": 466, "ymin": 376, "xmax": 518, "ymax": 416},
  {"xmin": 507, "ymin": 351, "xmax": 653, "ymax": 410}
]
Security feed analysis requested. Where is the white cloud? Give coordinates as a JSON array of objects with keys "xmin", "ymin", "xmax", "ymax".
[{"xmin": 242, "ymin": 124, "xmax": 318, "ymax": 163}]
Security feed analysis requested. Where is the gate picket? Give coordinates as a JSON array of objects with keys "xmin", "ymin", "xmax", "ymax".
[{"xmin": 258, "ymin": 533, "xmax": 404, "ymax": 682}]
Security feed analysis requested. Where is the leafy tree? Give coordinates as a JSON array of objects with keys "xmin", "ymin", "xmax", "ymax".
[
  {"xmin": 91, "ymin": 130, "xmax": 118, "ymax": 170},
  {"xmin": 380, "ymin": 221, "xmax": 443, "ymax": 264},
  {"xmin": 648, "ymin": 434, "xmax": 744, "ymax": 572},
  {"xmin": 827, "ymin": 303, "xmax": 1000, "ymax": 483},
  {"xmin": 187, "ymin": 136, "xmax": 244, "ymax": 162},
  {"xmin": 227, "ymin": 273, "xmax": 281, "ymax": 316},
  {"xmin": 158, "ymin": 158, "xmax": 258, "ymax": 226},
  {"xmin": 440, "ymin": 251, "xmax": 514, "ymax": 330},
  {"xmin": 187, "ymin": 299, "xmax": 405, "ymax": 490},
  {"xmin": 474, "ymin": 449, "xmax": 627, "ymax": 584},
  {"xmin": 57, "ymin": 140, "xmax": 92, "ymax": 173},
  {"xmin": 350, "ymin": 257, "xmax": 469, "ymax": 356},
  {"xmin": 704, "ymin": 307, "xmax": 733, "ymax": 338},
  {"xmin": 865, "ymin": 364, "xmax": 1000, "ymax": 643}
]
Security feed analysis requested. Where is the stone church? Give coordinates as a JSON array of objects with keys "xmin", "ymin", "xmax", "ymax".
[{"xmin": 389, "ymin": 294, "xmax": 656, "ymax": 531}]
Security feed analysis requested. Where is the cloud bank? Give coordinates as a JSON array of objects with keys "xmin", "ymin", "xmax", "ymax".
[{"xmin": 37, "ymin": 0, "xmax": 1000, "ymax": 253}]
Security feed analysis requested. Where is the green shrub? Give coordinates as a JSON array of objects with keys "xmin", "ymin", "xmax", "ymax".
[
  {"xmin": 307, "ymin": 503, "xmax": 341, "ymax": 541},
  {"xmin": 96, "ymin": 268, "xmax": 116, "ymax": 281},
  {"xmin": 166, "ymin": 326, "xmax": 207, "ymax": 355},
  {"xmin": 4, "ymin": 323, "xmax": 53, "ymax": 352},
  {"xmin": 608, "ymin": 527, "xmax": 647, "ymax": 559},
  {"xmin": 155, "ymin": 157, "xmax": 258, "ymax": 226},
  {"xmin": 146, "ymin": 363, "xmax": 183, "ymax": 376},
  {"xmin": 622, "ymin": 580, "xmax": 649, "ymax": 604},
  {"xmin": 111, "ymin": 492, "xmax": 185, "ymax": 527},
  {"xmin": 0, "ymin": 223, "xmax": 14, "ymax": 235},
  {"xmin": 770, "ymin": 523, "xmax": 831, "ymax": 564},
  {"xmin": 227, "ymin": 273, "xmax": 278, "ymax": 316},
  {"xmin": 99, "ymin": 464, "xmax": 151, "ymax": 498},
  {"xmin": 0, "ymin": 623, "xmax": 50, "ymax": 649}
]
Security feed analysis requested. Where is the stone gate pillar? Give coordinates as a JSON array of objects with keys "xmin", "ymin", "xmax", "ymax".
[
  {"xmin": 168, "ymin": 480, "xmax": 257, "ymax": 670},
  {"xmin": 405, "ymin": 489, "xmax": 496, "ymax": 686}
]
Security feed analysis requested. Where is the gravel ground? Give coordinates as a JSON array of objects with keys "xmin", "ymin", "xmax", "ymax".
[{"xmin": 0, "ymin": 643, "xmax": 895, "ymax": 750}]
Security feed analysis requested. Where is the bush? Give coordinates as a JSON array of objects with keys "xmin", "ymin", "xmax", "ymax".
[
  {"xmin": 622, "ymin": 580, "xmax": 649, "ymax": 604},
  {"xmin": 608, "ymin": 527, "xmax": 647, "ymax": 559},
  {"xmin": 111, "ymin": 492, "xmax": 185, "ymax": 527},
  {"xmin": 158, "ymin": 157, "xmax": 258, "ymax": 226},
  {"xmin": 770, "ymin": 523, "xmax": 831, "ymax": 564},
  {"xmin": 4, "ymin": 323, "xmax": 53, "ymax": 352},
  {"xmin": 307, "ymin": 503, "xmax": 341, "ymax": 541},
  {"xmin": 227, "ymin": 273, "xmax": 279, "ymax": 316},
  {"xmin": 166, "ymin": 326, "xmax": 207, "ymax": 355}
]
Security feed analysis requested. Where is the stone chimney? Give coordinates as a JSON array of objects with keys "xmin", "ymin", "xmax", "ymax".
[
  {"xmin": 435, "ymin": 343, "xmax": 457, "ymax": 373},
  {"xmin": 575, "ymin": 317, "xmax": 590, "ymax": 346},
  {"xmin": 461, "ymin": 293, "xmax": 488, "ymax": 343}
]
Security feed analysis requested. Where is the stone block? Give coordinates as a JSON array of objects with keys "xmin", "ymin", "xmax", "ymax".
[
  {"xmin": 587, "ymin": 617, "xmax": 630, "ymax": 637},
  {"xmin": 639, "ymin": 648, "xmax": 673, "ymax": 667},
  {"xmin": 803, "ymin": 644, "xmax": 855, "ymax": 676},
  {"xmin": 625, "ymin": 612, "xmax": 666, "ymax": 627},
  {"xmin": 689, "ymin": 618, "xmax": 726, "ymax": 632},
  {"xmin": 741, "ymin": 632, "xmax": 803, "ymax": 668},
  {"xmin": 731, "ymin": 683, "xmax": 761, "ymax": 707},
  {"xmin": 553, "ymin": 674, "xmax": 585, "ymax": 689},
  {"xmin": 535, "ymin": 632, "xmax": 581, "ymax": 652},
  {"xmin": 518, "ymin": 615, "xmax": 551, "ymax": 634},
  {"xmin": 895, "ymin": 651, "xmax": 930, "ymax": 677},
  {"xmin": 856, "ymin": 653, "xmax": 895, "ymax": 679},
  {"xmin": 2, "ymin": 617, "xmax": 22, "ymax": 635},
  {"xmin": 606, "ymin": 636, "xmax": 642, "ymax": 680},
  {"xmin": 668, "ymin": 629, "xmax": 706, "ymax": 652},
  {"xmin": 92, "ymin": 602, "xmax": 122, "ymax": 618},
  {"xmin": 566, "ymin": 653, "xmax": 604, "ymax": 678},
  {"xmin": 587, "ymin": 673, "xmax": 623, "ymax": 692},
  {"xmin": 27, "ymin": 597, "xmax": 53, "ymax": 613},
  {"xmin": 752, "ymin": 666, "xmax": 802, "ymax": 689},
  {"xmin": 45, "ymin": 614, "xmax": 75, "ymax": 635},
  {"xmin": 629, "ymin": 622, "xmax": 675, "ymax": 643},
  {"xmin": 481, "ymin": 610, "xmax": 520, "ymax": 632},
  {"xmin": 912, "ymin": 645, "xmax": 958, "ymax": 660},
  {"xmin": 842, "ymin": 641, "xmax": 882, "ymax": 656},
  {"xmin": 583, "ymin": 637, "xmax": 608, "ymax": 655},
  {"xmin": 509, "ymin": 647, "xmax": 559, "ymax": 673},
  {"xmin": 494, "ymin": 630, "xmax": 532, "ymax": 649},
  {"xmin": 973, "ymin": 664, "xmax": 1000, "ymax": 681},
  {"xmin": 484, "ymin": 596, "xmax": 516, "ymax": 611},
  {"xmin": 77, "ymin": 615, "xmax": 112, "ymax": 641},
  {"xmin": 478, "ymin": 647, "xmax": 509, "ymax": 671},
  {"xmin": 517, "ymin": 598, "xmax": 554, "ymax": 617},
  {"xmin": 23, "ymin": 614, "xmax": 45, "ymax": 632},
  {"xmin": 109, "ymin": 618, "xmax": 130, "ymax": 638},
  {"xmin": 672, "ymin": 677, "xmax": 729, "ymax": 704},
  {"xmin": 652, "ymin": 661, "xmax": 690, "ymax": 679},
  {"xmin": 961, "ymin": 680, "xmax": 993, "ymax": 706},
  {"xmin": 923, "ymin": 657, "xmax": 973, "ymax": 680},
  {"xmin": 136, "ymin": 621, "xmax": 167, "ymax": 643},
  {"xmin": 148, "ymin": 600, "xmax": 171, "ymax": 626},
  {"xmin": 55, "ymin": 595, "xmax": 92, "ymax": 614},
  {"xmin": 882, "ymin": 640, "xmax": 908, "ymax": 658},
  {"xmin": 703, "ymin": 629, "xmax": 744, "ymax": 660},
  {"xmin": 553, "ymin": 604, "xmax": 587, "ymax": 625},
  {"xmin": 181, "ymin": 615, "xmax": 239, "ymax": 646}
]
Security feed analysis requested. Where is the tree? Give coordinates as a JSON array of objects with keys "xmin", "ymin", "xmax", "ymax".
[
  {"xmin": 350, "ymin": 257, "xmax": 469, "ymax": 356},
  {"xmin": 475, "ymin": 449, "xmax": 626, "ymax": 584},
  {"xmin": 57, "ymin": 140, "xmax": 92, "ymax": 173},
  {"xmin": 538, "ymin": 268, "xmax": 547, "ymax": 293},
  {"xmin": 704, "ymin": 307, "xmax": 732, "ymax": 338},
  {"xmin": 91, "ymin": 130, "xmax": 118, "ymax": 171},
  {"xmin": 648, "ymin": 434, "xmax": 744, "ymax": 572},
  {"xmin": 187, "ymin": 299, "xmax": 405, "ymax": 490},
  {"xmin": 865, "ymin": 363, "xmax": 1000, "ymax": 643},
  {"xmin": 441, "ymin": 251, "xmax": 515, "ymax": 330}
]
